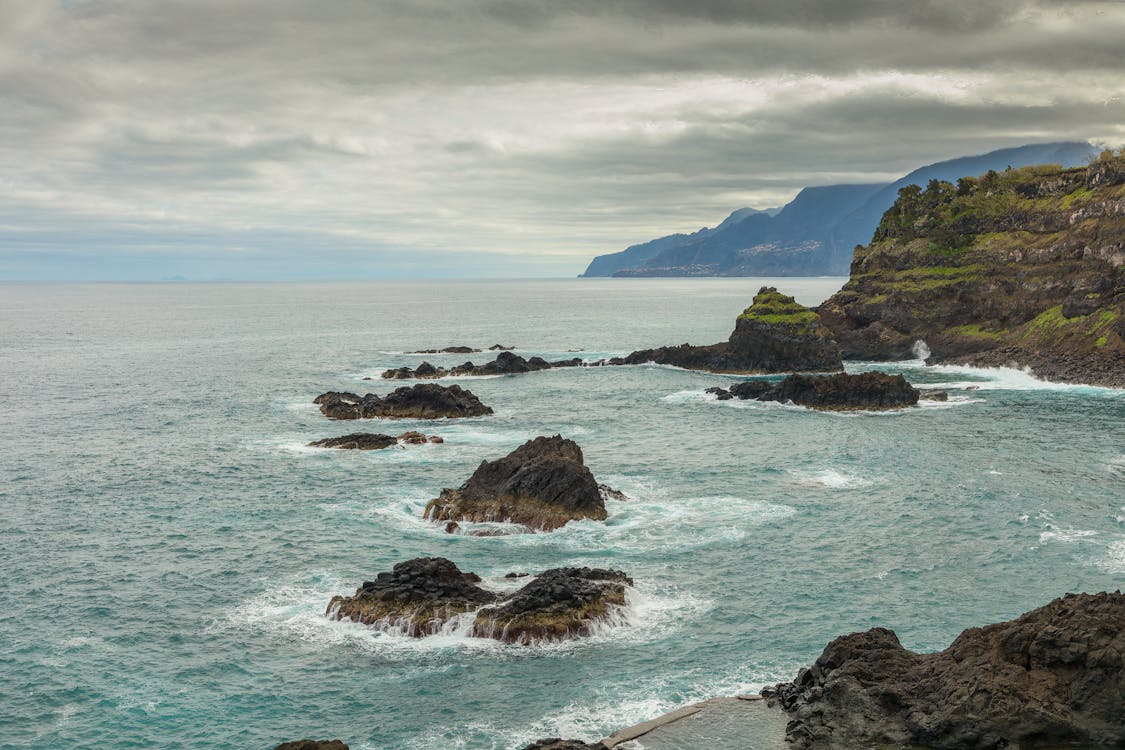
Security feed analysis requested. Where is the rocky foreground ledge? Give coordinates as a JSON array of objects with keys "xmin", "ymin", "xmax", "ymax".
[
  {"xmin": 327, "ymin": 557, "xmax": 633, "ymax": 645},
  {"xmin": 763, "ymin": 591, "xmax": 1125, "ymax": 749},
  {"xmin": 424, "ymin": 435, "xmax": 619, "ymax": 532},
  {"xmin": 313, "ymin": 383, "xmax": 493, "ymax": 420},
  {"xmin": 707, "ymin": 371, "xmax": 921, "ymax": 410}
]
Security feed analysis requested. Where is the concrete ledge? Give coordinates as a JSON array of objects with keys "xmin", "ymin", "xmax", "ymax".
[{"xmin": 601, "ymin": 695, "xmax": 763, "ymax": 747}]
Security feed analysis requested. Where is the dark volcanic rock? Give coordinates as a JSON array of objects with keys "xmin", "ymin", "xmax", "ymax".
[
  {"xmin": 308, "ymin": 432, "xmax": 397, "ymax": 450},
  {"xmin": 328, "ymin": 560, "xmax": 635, "ymax": 646},
  {"xmin": 274, "ymin": 742, "xmax": 349, "ymax": 750},
  {"xmin": 472, "ymin": 567, "xmax": 633, "ymax": 644},
  {"xmin": 489, "ymin": 343, "xmax": 514, "ymax": 350},
  {"xmin": 307, "ymin": 431, "xmax": 443, "ymax": 449},
  {"xmin": 520, "ymin": 740, "xmax": 608, "ymax": 750},
  {"xmin": 764, "ymin": 591, "xmax": 1125, "ymax": 749},
  {"xmin": 410, "ymin": 346, "xmax": 480, "ymax": 354},
  {"xmin": 423, "ymin": 436, "xmax": 611, "ymax": 531},
  {"xmin": 623, "ymin": 287, "xmax": 843, "ymax": 374},
  {"xmin": 314, "ymin": 384, "xmax": 492, "ymax": 420},
  {"xmin": 384, "ymin": 350, "xmax": 577, "ymax": 379},
  {"xmin": 708, "ymin": 372, "xmax": 919, "ymax": 410},
  {"xmin": 326, "ymin": 557, "xmax": 498, "ymax": 637}
]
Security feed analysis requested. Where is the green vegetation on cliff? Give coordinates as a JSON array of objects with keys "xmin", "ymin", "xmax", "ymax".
[{"xmin": 819, "ymin": 150, "xmax": 1125, "ymax": 386}]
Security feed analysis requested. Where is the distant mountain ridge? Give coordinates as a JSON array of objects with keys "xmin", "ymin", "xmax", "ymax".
[{"xmin": 580, "ymin": 141, "xmax": 1098, "ymax": 277}]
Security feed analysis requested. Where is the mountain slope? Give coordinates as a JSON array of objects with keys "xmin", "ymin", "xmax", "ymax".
[{"xmin": 581, "ymin": 141, "xmax": 1098, "ymax": 278}]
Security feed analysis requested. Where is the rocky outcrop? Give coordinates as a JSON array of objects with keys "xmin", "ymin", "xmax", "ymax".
[
  {"xmin": 764, "ymin": 591, "xmax": 1125, "ymax": 749},
  {"xmin": 313, "ymin": 384, "xmax": 493, "ymax": 420},
  {"xmin": 328, "ymin": 559, "xmax": 634, "ymax": 645},
  {"xmin": 383, "ymin": 351, "xmax": 584, "ymax": 379},
  {"xmin": 423, "ymin": 436, "xmax": 612, "ymax": 531},
  {"xmin": 326, "ymin": 557, "xmax": 499, "ymax": 637},
  {"xmin": 308, "ymin": 431, "xmax": 443, "ymax": 449},
  {"xmin": 520, "ymin": 739, "xmax": 608, "ymax": 750},
  {"xmin": 819, "ymin": 154, "xmax": 1125, "ymax": 387},
  {"xmin": 472, "ymin": 567, "xmax": 632, "ymax": 644},
  {"xmin": 274, "ymin": 742, "xmax": 349, "ymax": 750},
  {"xmin": 623, "ymin": 287, "xmax": 843, "ymax": 374},
  {"xmin": 706, "ymin": 371, "xmax": 919, "ymax": 410},
  {"xmin": 410, "ymin": 346, "xmax": 480, "ymax": 354}
]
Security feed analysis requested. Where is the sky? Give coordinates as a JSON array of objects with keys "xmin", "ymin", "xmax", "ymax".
[{"xmin": 1, "ymin": 1, "xmax": 1124, "ymax": 280}]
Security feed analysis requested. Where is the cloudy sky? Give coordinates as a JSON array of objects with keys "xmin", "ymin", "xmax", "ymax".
[{"xmin": 2, "ymin": 0, "xmax": 1123, "ymax": 279}]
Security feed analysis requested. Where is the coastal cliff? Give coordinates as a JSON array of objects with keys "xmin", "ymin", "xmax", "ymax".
[{"xmin": 819, "ymin": 151, "xmax": 1125, "ymax": 386}]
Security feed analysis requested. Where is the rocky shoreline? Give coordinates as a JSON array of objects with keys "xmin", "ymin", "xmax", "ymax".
[
  {"xmin": 326, "ymin": 557, "xmax": 634, "ymax": 645},
  {"xmin": 706, "ymin": 371, "xmax": 920, "ymax": 410}
]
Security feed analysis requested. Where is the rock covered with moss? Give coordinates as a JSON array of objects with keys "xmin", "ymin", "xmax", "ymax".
[
  {"xmin": 423, "ymin": 436, "xmax": 613, "ymax": 531},
  {"xmin": 313, "ymin": 383, "xmax": 493, "ymax": 420},
  {"xmin": 707, "ymin": 371, "xmax": 919, "ymax": 410},
  {"xmin": 327, "ymin": 559, "xmax": 634, "ymax": 645},
  {"xmin": 764, "ymin": 591, "xmax": 1125, "ymax": 749},
  {"xmin": 819, "ymin": 153, "xmax": 1125, "ymax": 386},
  {"xmin": 623, "ymin": 287, "xmax": 843, "ymax": 374}
]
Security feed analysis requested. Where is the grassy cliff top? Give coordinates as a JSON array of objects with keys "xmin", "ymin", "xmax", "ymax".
[{"xmin": 739, "ymin": 286, "xmax": 821, "ymax": 326}]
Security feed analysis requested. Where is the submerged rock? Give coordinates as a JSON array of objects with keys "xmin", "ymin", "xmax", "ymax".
[
  {"xmin": 519, "ymin": 740, "xmax": 608, "ymax": 750},
  {"xmin": 472, "ymin": 567, "xmax": 632, "ymax": 644},
  {"xmin": 708, "ymin": 371, "xmax": 919, "ymax": 410},
  {"xmin": 764, "ymin": 591, "xmax": 1125, "ymax": 749},
  {"xmin": 382, "ymin": 350, "xmax": 585, "ymax": 379},
  {"xmin": 326, "ymin": 557, "xmax": 498, "ymax": 637},
  {"xmin": 313, "ymin": 384, "xmax": 493, "ymax": 420},
  {"xmin": 307, "ymin": 431, "xmax": 443, "ymax": 449},
  {"xmin": 622, "ymin": 287, "xmax": 843, "ymax": 374},
  {"xmin": 328, "ymin": 559, "xmax": 633, "ymax": 645},
  {"xmin": 274, "ymin": 742, "xmax": 349, "ymax": 750},
  {"xmin": 423, "ymin": 436, "xmax": 612, "ymax": 531}
]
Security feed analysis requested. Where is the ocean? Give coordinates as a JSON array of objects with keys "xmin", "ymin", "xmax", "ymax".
[{"xmin": 2, "ymin": 279, "xmax": 1123, "ymax": 749}]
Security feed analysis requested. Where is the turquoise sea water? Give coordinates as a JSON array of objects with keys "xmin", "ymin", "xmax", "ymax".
[{"xmin": 2, "ymin": 279, "xmax": 1123, "ymax": 750}]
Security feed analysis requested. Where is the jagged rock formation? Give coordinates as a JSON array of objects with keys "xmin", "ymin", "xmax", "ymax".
[
  {"xmin": 707, "ymin": 371, "xmax": 919, "ymax": 410},
  {"xmin": 472, "ymin": 568, "xmax": 633, "ymax": 644},
  {"xmin": 582, "ymin": 142, "xmax": 1095, "ymax": 277},
  {"xmin": 313, "ymin": 384, "xmax": 493, "ymax": 419},
  {"xmin": 623, "ymin": 287, "xmax": 843, "ymax": 374},
  {"xmin": 274, "ymin": 742, "xmax": 349, "ymax": 750},
  {"xmin": 819, "ymin": 152, "xmax": 1125, "ymax": 386},
  {"xmin": 327, "ymin": 559, "xmax": 633, "ymax": 645},
  {"xmin": 307, "ymin": 431, "xmax": 443, "ymax": 449},
  {"xmin": 383, "ymin": 351, "xmax": 584, "ymax": 379},
  {"xmin": 764, "ymin": 591, "xmax": 1125, "ymax": 749},
  {"xmin": 326, "ymin": 557, "xmax": 499, "ymax": 637},
  {"xmin": 423, "ymin": 436, "xmax": 612, "ymax": 531}
]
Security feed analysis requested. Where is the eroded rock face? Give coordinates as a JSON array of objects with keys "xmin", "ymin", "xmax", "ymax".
[
  {"xmin": 623, "ymin": 287, "xmax": 843, "ymax": 374},
  {"xmin": 326, "ymin": 557, "xmax": 498, "ymax": 637},
  {"xmin": 328, "ymin": 560, "xmax": 634, "ymax": 646},
  {"xmin": 472, "ymin": 567, "xmax": 632, "ymax": 644},
  {"xmin": 423, "ymin": 436, "xmax": 611, "ymax": 531},
  {"xmin": 818, "ymin": 157, "xmax": 1125, "ymax": 387},
  {"xmin": 707, "ymin": 371, "xmax": 919, "ymax": 410},
  {"xmin": 519, "ymin": 739, "xmax": 608, "ymax": 750},
  {"xmin": 313, "ymin": 384, "xmax": 493, "ymax": 420},
  {"xmin": 764, "ymin": 591, "xmax": 1125, "ymax": 749},
  {"xmin": 274, "ymin": 741, "xmax": 349, "ymax": 750},
  {"xmin": 307, "ymin": 431, "xmax": 443, "ymax": 449},
  {"xmin": 383, "ymin": 351, "xmax": 585, "ymax": 379}
]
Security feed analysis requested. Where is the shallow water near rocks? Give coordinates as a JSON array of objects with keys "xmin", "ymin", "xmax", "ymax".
[{"xmin": 2, "ymin": 278, "xmax": 1123, "ymax": 750}]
